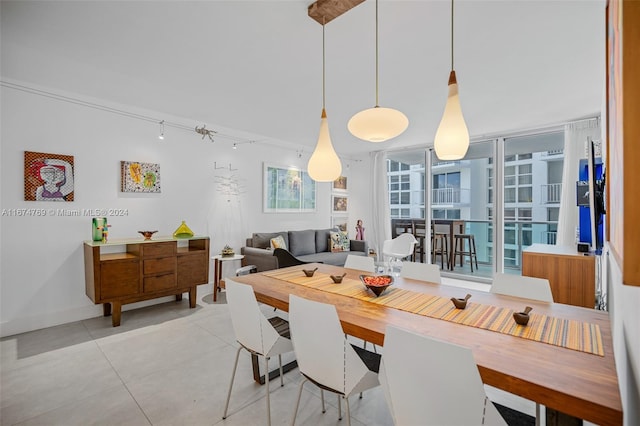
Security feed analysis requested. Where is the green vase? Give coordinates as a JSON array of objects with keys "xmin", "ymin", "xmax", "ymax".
[{"xmin": 92, "ymin": 218, "xmax": 107, "ymax": 242}]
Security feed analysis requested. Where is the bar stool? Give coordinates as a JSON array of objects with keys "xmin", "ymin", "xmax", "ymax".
[
  {"xmin": 412, "ymin": 222, "xmax": 427, "ymax": 263},
  {"xmin": 453, "ymin": 234, "xmax": 478, "ymax": 272},
  {"xmin": 431, "ymin": 226, "xmax": 449, "ymax": 270}
]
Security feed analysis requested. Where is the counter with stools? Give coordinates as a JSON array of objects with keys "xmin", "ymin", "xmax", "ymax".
[{"xmin": 453, "ymin": 233, "xmax": 478, "ymax": 272}]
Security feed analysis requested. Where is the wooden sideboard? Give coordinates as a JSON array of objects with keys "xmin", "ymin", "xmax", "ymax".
[
  {"xmin": 522, "ymin": 244, "xmax": 596, "ymax": 308},
  {"xmin": 84, "ymin": 236, "xmax": 210, "ymax": 326}
]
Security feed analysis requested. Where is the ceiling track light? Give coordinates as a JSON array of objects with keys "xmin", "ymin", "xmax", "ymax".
[
  {"xmin": 158, "ymin": 120, "xmax": 165, "ymax": 140},
  {"xmin": 307, "ymin": 18, "xmax": 342, "ymax": 182},
  {"xmin": 434, "ymin": 0, "xmax": 470, "ymax": 160},
  {"xmin": 348, "ymin": 0, "xmax": 408, "ymax": 143}
]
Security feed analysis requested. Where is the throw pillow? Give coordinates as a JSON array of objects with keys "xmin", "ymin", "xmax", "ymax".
[
  {"xmin": 329, "ymin": 231, "xmax": 350, "ymax": 252},
  {"xmin": 270, "ymin": 235, "xmax": 287, "ymax": 250}
]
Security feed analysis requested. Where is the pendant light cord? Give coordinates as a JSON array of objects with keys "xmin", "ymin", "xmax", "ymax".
[
  {"xmin": 375, "ymin": 0, "xmax": 379, "ymax": 106},
  {"xmin": 451, "ymin": 0, "xmax": 454, "ymax": 70},
  {"xmin": 322, "ymin": 18, "xmax": 326, "ymax": 110}
]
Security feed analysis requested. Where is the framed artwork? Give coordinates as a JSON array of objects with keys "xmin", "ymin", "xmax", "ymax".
[
  {"xmin": 332, "ymin": 195, "xmax": 348, "ymax": 213},
  {"xmin": 121, "ymin": 161, "xmax": 161, "ymax": 193},
  {"xmin": 263, "ymin": 163, "xmax": 316, "ymax": 213},
  {"xmin": 333, "ymin": 175, "xmax": 348, "ymax": 192},
  {"xmin": 24, "ymin": 151, "xmax": 75, "ymax": 201},
  {"xmin": 332, "ymin": 216, "xmax": 349, "ymax": 233}
]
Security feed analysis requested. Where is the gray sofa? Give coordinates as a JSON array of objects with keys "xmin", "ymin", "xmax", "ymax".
[{"xmin": 241, "ymin": 228, "xmax": 368, "ymax": 272}]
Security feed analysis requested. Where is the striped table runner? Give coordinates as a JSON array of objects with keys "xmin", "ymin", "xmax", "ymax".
[{"xmin": 264, "ymin": 269, "xmax": 604, "ymax": 356}]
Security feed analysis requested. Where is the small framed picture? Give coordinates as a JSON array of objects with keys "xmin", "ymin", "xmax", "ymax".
[
  {"xmin": 333, "ymin": 176, "xmax": 347, "ymax": 192},
  {"xmin": 332, "ymin": 195, "xmax": 348, "ymax": 213},
  {"xmin": 332, "ymin": 216, "xmax": 349, "ymax": 233}
]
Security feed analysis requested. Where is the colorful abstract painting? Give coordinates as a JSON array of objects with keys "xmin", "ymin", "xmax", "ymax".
[
  {"xmin": 24, "ymin": 151, "xmax": 75, "ymax": 201},
  {"xmin": 121, "ymin": 161, "xmax": 161, "ymax": 193}
]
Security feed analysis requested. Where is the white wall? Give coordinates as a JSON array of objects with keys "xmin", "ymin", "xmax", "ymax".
[
  {"xmin": 0, "ymin": 84, "xmax": 372, "ymax": 337},
  {"xmin": 605, "ymin": 244, "xmax": 640, "ymax": 425}
]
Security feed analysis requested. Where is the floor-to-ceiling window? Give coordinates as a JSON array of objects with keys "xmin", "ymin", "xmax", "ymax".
[{"xmin": 385, "ymin": 128, "xmax": 565, "ymax": 281}]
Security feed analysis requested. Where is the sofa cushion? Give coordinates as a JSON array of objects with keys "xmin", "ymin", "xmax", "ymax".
[
  {"xmin": 288, "ymin": 229, "xmax": 316, "ymax": 256},
  {"xmin": 252, "ymin": 232, "xmax": 288, "ymax": 249},
  {"xmin": 315, "ymin": 228, "xmax": 337, "ymax": 253},
  {"xmin": 270, "ymin": 235, "xmax": 287, "ymax": 250},
  {"xmin": 329, "ymin": 231, "xmax": 350, "ymax": 252}
]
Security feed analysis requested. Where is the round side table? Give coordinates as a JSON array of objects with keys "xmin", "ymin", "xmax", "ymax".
[{"xmin": 211, "ymin": 254, "xmax": 245, "ymax": 301}]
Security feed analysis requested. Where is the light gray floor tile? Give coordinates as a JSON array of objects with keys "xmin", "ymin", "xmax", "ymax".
[
  {"xmin": 96, "ymin": 319, "xmax": 228, "ymax": 383},
  {"xmin": 13, "ymin": 383, "xmax": 150, "ymax": 426},
  {"xmin": 0, "ymin": 342, "xmax": 121, "ymax": 425}
]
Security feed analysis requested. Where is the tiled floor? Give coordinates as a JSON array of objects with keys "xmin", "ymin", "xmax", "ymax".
[{"xmin": 1, "ymin": 279, "xmax": 540, "ymax": 426}]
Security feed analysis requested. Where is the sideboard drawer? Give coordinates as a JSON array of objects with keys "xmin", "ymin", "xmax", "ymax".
[
  {"xmin": 143, "ymin": 273, "xmax": 176, "ymax": 292},
  {"xmin": 143, "ymin": 256, "xmax": 177, "ymax": 275},
  {"xmin": 142, "ymin": 242, "xmax": 176, "ymax": 258}
]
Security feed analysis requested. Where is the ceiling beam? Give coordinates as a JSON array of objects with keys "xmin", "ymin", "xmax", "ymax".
[{"xmin": 308, "ymin": 0, "xmax": 366, "ymax": 25}]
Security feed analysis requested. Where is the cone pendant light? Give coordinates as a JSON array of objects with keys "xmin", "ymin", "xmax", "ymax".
[
  {"xmin": 348, "ymin": 0, "xmax": 408, "ymax": 142},
  {"xmin": 434, "ymin": 0, "xmax": 469, "ymax": 160},
  {"xmin": 308, "ymin": 21, "xmax": 342, "ymax": 182}
]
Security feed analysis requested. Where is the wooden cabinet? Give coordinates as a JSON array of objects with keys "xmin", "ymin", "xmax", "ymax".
[
  {"xmin": 522, "ymin": 244, "xmax": 596, "ymax": 308},
  {"xmin": 84, "ymin": 236, "xmax": 209, "ymax": 326}
]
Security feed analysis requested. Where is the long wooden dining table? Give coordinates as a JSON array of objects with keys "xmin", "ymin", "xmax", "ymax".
[{"xmin": 233, "ymin": 263, "xmax": 622, "ymax": 426}]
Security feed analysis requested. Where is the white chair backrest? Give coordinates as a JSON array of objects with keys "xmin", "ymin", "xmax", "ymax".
[
  {"xmin": 382, "ymin": 233, "xmax": 417, "ymax": 258},
  {"xmin": 491, "ymin": 273, "xmax": 554, "ymax": 303},
  {"xmin": 380, "ymin": 325, "xmax": 506, "ymax": 426},
  {"xmin": 225, "ymin": 279, "xmax": 283, "ymax": 356},
  {"xmin": 289, "ymin": 295, "xmax": 371, "ymax": 395},
  {"xmin": 401, "ymin": 261, "xmax": 441, "ymax": 284},
  {"xmin": 344, "ymin": 254, "xmax": 375, "ymax": 272}
]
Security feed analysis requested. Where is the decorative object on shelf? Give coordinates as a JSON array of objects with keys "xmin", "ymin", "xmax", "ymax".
[
  {"xmin": 330, "ymin": 273, "xmax": 346, "ymax": 283},
  {"xmin": 307, "ymin": 16, "xmax": 342, "ymax": 182},
  {"xmin": 173, "ymin": 220, "xmax": 194, "ymax": 238},
  {"xmin": 92, "ymin": 217, "xmax": 107, "ymax": 242},
  {"xmin": 513, "ymin": 306, "xmax": 533, "ymax": 326},
  {"xmin": 347, "ymin": 0, "xmax": 408, "ymax": 143},
  {"xmin": 451, "ymin": 293, "xmax": 472, "ymax": 309},
  {"xmin": 302, "ymin": 267, "xmax": 318, "ymax": 277},
  {"xmin": 121, "ymin": 161, "xmax": 161, "ymax": 193},
  {"xmin": 434, "ymin": 0, "xmax": 470, "ymax": 160},
  {"xmin": 24, "ymin": 151, "xmax": 75, "ymax": 202},
  {"xmin": 360, "ymin": 274, "xmax": 393, "ymax": 297},
  {"xmin": 98, "ymin": 223, "xmax": 111, "ymax": 243},
  {"xmin": 138, "ymin": 230, "xmax": 158, "ymax": 240},
  {"xmin": 221, "ymin": 245, "xmax": 235, "ymax": 257},
  {"xmin": 355, "ymin": 219, "xmax": 365, "ymax": 241}
]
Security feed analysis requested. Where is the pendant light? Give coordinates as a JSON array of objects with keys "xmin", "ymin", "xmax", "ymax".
[
  {"xmin": 308, "ymin": 20, "xmax": 342, "ymax": 182},
  {"xmin": 348, "ymin": 0, "xmax": 408, "ymax": 142},
  {"xmin": 434, "ymin": 0, "xmax": 469, "ymax": 160}
]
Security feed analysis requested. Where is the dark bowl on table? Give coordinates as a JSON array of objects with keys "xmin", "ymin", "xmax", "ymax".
[{"xmin": 359, "ymin": 274, "xmax": 394, "ymax": 297}]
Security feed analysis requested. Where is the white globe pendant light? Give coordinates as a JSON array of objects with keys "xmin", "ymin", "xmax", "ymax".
[
  {"xmin": 434, "ymin": 0, "xmax": 469, "ymax": 160},
  {"xmin": 348, "ymin": 0, "xmax": 408, "ymax": 143},
  {"xmin": 308, "ymin": 21, "xmax": 342, "ymax": 182}
]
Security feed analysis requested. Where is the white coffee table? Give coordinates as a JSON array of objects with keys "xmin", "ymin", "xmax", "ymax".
[{"xmin": 211, "ymin": 254, "xmax": 244, "ymax": 301}]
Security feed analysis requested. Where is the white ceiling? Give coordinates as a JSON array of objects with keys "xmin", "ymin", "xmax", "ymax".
[{"xmin": 1, "ymin": 0, "xmax": 605, "ymax": 156}]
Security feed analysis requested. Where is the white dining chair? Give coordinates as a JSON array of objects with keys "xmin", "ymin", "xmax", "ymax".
[
  {"xmin": 400, "ymin": 261, "xmax": 441, "ymax": 284},
  {"xmin": 289, "ymin": 294, "xmax": 381, "ymax": 426},
  {"xmin": 490, "ymin": 273, "xmax": 554, "ymax": 303},
  {"xmin": 382, "ymin": 233, "xmax": 418, "ymax": 261},
  {"xmin": 223, "ymin": 279, "xmax": 294, "ymax": 426},
  {"xmin": 379, "ymin": 325, "xmax": 507, "ymax": 426},
  {"xmin": 490, "ymin": 272, "xmax": 553, "ymax": 424},
  {"xmin": 343, "ymin": 254, "xmax": 375, "ymax": 272}
]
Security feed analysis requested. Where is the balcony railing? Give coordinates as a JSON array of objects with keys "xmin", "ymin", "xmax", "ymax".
[
  {"xmin": 432, "ymin": 188, "xmax": 470, "ymax": 205},
  {"xmin": 541, "ymin": 183, "xmax": 562, "ymax": 204}
]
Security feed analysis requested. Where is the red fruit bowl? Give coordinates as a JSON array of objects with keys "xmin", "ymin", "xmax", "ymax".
[{"xmin": 359, "ymin": 274, "xmax": 394, "ymax": 297}]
